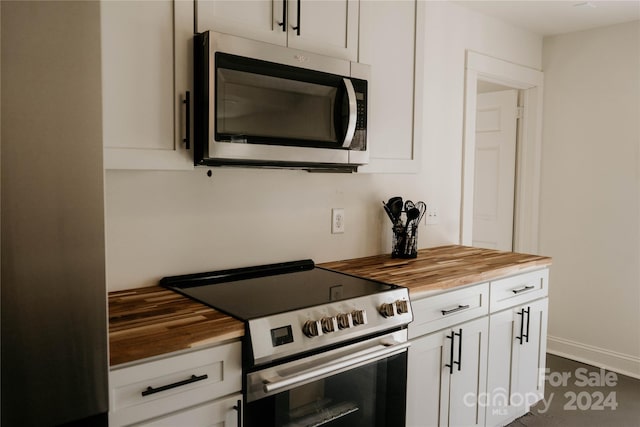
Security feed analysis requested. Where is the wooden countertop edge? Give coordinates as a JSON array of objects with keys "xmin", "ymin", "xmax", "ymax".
[
  {"xmin": 407, "ymin": 259, "xmax": 552, "ymax": 297},
  {"xmin": 109, "ymin": 245, "xmax": 551, "ymax": 366}
]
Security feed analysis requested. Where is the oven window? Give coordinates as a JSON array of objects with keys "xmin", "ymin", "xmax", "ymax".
[{"xmin": 245, "ymin": 352, "xmax": 407, "ymax": 427}]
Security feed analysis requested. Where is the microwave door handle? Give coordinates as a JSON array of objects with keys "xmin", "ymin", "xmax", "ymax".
[{"xmin": 341, "ymin": 78, "xmax": 357, "ymax": 148}]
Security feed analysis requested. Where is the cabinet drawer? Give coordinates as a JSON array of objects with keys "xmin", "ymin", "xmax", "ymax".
[
  {"xmin": 138, "ymin": 393, "xmax": 241, "ymax": 427},
  {"xmin": 409, "ymin": 283, "xmax": 489, "ymax": 339},
  {"xmin": 109, "ymin": 341, "xmax": 241, "ymax": 427},
  {"xmin": 490, "ymin": 269, "xmax": 549, "ymax": 312}
]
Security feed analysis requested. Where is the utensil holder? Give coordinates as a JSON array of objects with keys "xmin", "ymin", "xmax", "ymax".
[{"xmin": 391, "ymin": 222, "xmax": 418, "ymax": 259}]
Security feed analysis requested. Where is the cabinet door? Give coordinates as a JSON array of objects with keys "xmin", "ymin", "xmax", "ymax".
[
  {"xmin": 139, "ymin": 394, "xmax": 241, "ymax": 427},
  {"xmin": 358, "ymin": 0, "xmax": 424, "ymax": 173},
  {"xmin": 486, "ymin": 298, "xmax": 548, "ymax": 427},
  {"xmin": 512, "ymin": 298, "xmax": 548, "ymax": 410},
  {"xmin": 407, "ymin": 317, "xmax": 488, "ymax": 427},
  {"xmin": 447, "ymin": 317, "xmax": 488, "ymax": 427},
  {"xmin": 102, "ymin": 0, "xmax": 193, "ymax": 170},
  {"xmin": 195, "ymin": 0, "xmax": 287, "ymax": 47},
  {"xmin": 406, "ymin": 328, "xmax": 449, "ymax": 427},
  {"xmin": 286, "ymin": 0, "xmax": 358, "ymax": 61}
]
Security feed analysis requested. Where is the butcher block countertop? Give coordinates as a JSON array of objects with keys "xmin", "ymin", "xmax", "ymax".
[
  {"xmin": 108, "ymin": 286, "xmax": 245, "ymax": 367},
  {"xmin": 108, "ymin": 245, "xmax": 551, "ymax": 366},
  {"xmin": 320, "ymin": 245, "xmax": 552, "ymax": 297}
]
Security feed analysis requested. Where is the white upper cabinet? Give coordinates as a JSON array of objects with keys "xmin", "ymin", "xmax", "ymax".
[
  {"xmin": 195, "ymin": 0, "xmax": 359, "ymax": 61},
  {"xmin": 358, "ymin": 0, "xmax": 424, "ymax": 173},
  {"xmin": 102, "ymin": 0, "xmax": 193, "ymax": 170}
]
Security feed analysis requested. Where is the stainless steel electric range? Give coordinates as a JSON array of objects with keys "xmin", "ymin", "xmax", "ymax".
[{"xmin": 161, "ymin": 259, "xmax": 413, "ymax": 427}]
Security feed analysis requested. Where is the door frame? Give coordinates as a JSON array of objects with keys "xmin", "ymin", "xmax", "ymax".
[{"xmin": 461, "ymin": 51, "xmax": 544, "ymax": 253}]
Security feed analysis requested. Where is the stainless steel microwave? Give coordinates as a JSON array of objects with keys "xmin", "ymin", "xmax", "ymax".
[{"xmin": 194, "ymin": 31, "xmax": 370, "ymax": 172}]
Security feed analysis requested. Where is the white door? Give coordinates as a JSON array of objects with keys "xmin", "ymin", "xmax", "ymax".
[{"xmin": 473, "ymin": 90, "xmax": 518, "ymax": 250}]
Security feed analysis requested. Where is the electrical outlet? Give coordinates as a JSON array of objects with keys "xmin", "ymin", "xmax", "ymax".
[
  {"xmin": 332, "ymin": 208, "xmax": 345, "ymax": 234},
  {"xmin": 425, "ymin": 206, "xmax": 439, "ymax": 225}
]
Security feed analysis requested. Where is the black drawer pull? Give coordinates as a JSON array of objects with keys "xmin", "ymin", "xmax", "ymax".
[
  {"xmin": 441, "ymin": 304, "xmax": 470, "ymax": 316},
  {"xmin": 512, "ymin": 285, "xmax": 534, "ymax": 294},
  {"xmin": 141, "ymin": 374, "xmax": 208, "ymax": 397}
]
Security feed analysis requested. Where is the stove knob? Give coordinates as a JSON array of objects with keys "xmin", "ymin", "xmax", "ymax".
[
  {"xmin": 302, "ymin": 320, "xmax": 322, "ymax": 338},
  {"xmin": 379, "ymin": 302, "xmax": 396, "ymax": 318},
  {"xmin": 396, "ymin": 299, "xmax": 409, "ymax": 314},
  {"xmin": 336, "ymin": 313, "xmax": 353, "ymax": 329},
  {"xmin": 351, "ymin": 309, "xmax": 367, "ymax": 325},
  {"xmin": 321, "ymin": 317, "xmax": 338, "ymax": 333}
]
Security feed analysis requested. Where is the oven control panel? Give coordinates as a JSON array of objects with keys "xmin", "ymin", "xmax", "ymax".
[{"xmin": 248, "ymin": 288, "xmax": 413, "ymax": 366}]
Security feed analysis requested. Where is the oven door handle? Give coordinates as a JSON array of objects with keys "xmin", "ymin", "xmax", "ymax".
[{"xmin": 262, "ymin": 341, "xmax": 410, "ymax": 394}]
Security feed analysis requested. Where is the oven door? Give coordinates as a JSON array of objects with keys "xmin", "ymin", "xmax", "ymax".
[{"xmin": 245, "ymin": 330, "xmax": 409, "ymax": 427}]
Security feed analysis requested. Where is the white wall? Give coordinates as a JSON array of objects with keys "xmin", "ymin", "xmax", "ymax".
[
  {"xmin": 105, "ymin": 1, "xmax": 542, "ymax": 291},
  {"xmin": 540, "ymin": 21, "xmax": 640, "ymax": 377}
]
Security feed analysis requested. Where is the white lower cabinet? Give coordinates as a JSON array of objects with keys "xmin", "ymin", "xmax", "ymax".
[
  {"xmin": 109, "ymin": 341, "xmax": 242, "ymax": 427},
  {"xmin": 407, "ymin": 316, "xmax": 488, "ymax": 427},
  {"xmin": 406, "ymin": 267, "xmax": 549, "ymax": 427},
  {"xmin": 486, "ymin": 298, "xmax": 548, "ymax": 427}
]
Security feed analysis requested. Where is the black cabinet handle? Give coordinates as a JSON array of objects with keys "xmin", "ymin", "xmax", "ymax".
[
  {"xmin": 291, "ymin": 0, "xmax": 301, "ymax": 35},
  {"xmin": 277, "ymin": 0, "xmax": 287, "ymax": 31},
  {"xmin": 523, "ymin": 307, "xmax": 531, "ymax": 343},
  {"xmin": 233, "ymin": 399, "xmax": 242, "ymax": 426},
  {"xmin": 141, "ymin": 374, "xmax": 208, "ymax": 397},
  {"xmin": 454, "ymin": 329, "xmax": 462, "ymax": 371},
  {"xmin": 441, "ymin": 304, "xmax": 470, "ymax": 316},
  {"xmin": 516, "ymin": 307, "xmax": 531, "ymax": 345},
  {"xmin": 183, "ymin": 91, "xmax": 190, "ymax": 150},
  {"xmin": 512, "ymin": 285, "xmax": 534, "ymax": 294},
  {"xmin": 444, "ymin": 328, "xmax": 463, "ymax": 373},
  {"xmin": 445, "ymin": 331, "xmax": 455, "ymax": 374},
  {"xmin": 516, "ymin": 308, "xmax": 525, "ymax": 344}
]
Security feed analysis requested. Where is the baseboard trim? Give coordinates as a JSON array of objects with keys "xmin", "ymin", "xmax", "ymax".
[{"xmin": 547, "ymin": 335, "xmax": 640, "ymax": 380}]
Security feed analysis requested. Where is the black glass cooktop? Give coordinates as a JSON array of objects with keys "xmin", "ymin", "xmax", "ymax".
[{"xmin": 160, "ymin": 260, "xmax": 395, "ymax": 320}]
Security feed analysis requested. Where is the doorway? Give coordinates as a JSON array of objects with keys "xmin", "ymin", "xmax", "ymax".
[{"xmin": 461, "ymin": 51, "xmax": 544, "ymax": 254}]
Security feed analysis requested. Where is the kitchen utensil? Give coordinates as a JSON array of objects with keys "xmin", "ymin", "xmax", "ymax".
[
  {"xmin": 405, "ymin": 207, "xmax": 420, "ymax": 229},
  {"xmin": 415, "ymin": 201, "xmax": 427, "ymax": 224},
  {"xmin": 382, "ymin": 202, "xmax": 396, "ymax": 223},
  {"xmin": 387, "ymin": 197, "xmax": 404, "ymax": 222},
  {"xmin": 404, "ymin": 200, "xmax": 415, "ymax": 212},
  {"xmin": 404, "ymin": 207, "xmax": 420, "ymax": 253}
]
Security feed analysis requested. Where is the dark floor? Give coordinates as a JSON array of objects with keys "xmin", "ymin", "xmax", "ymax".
[{"xmin": 507, "ymin": 354, "xmax": 640, "ymax": 427}]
